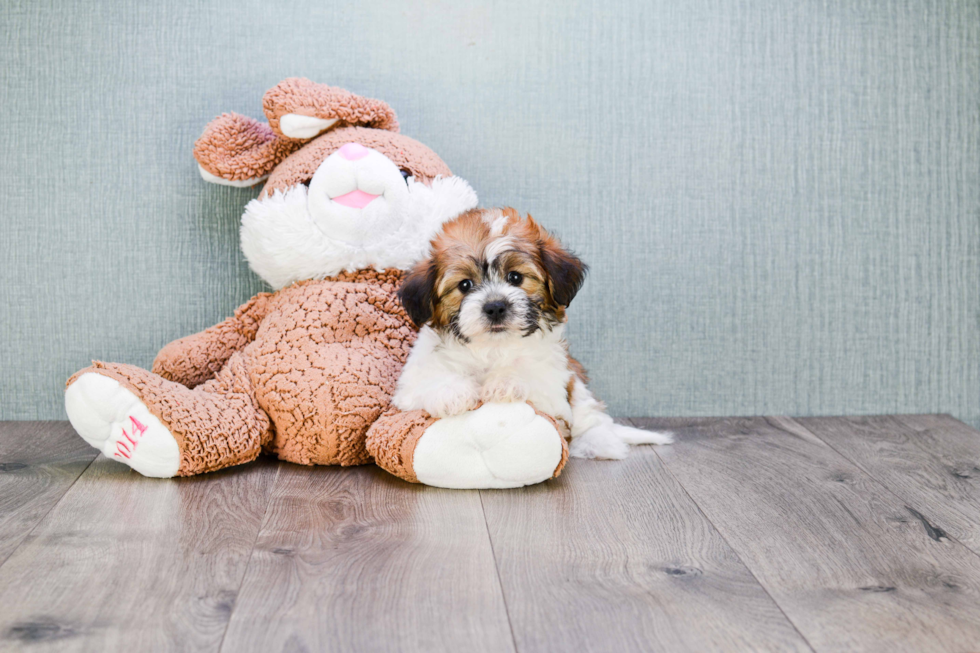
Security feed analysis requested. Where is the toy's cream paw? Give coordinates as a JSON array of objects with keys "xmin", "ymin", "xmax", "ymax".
[
  {"xmin": 65, "ymin": 373, "xmax": 180, "ymax": 478},
  {"xmin": 480, "ymin": 376, "xmax": 529, "ymax": 404},
  {"xmin": 411, "ymin": 402, "xmax": 564, "ymax": 489},
  {"xmin": 422, "ymin": 382, "xmax": 480, "ymax": 419}
]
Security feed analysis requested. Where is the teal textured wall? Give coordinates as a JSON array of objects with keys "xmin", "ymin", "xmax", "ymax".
[{"xmin": 1, "ymin": 0, "xmax": 978, "ymax": 424}]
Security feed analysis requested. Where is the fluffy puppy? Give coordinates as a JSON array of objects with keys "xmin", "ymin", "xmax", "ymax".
[{"xmin": 393, "ymin": 207, "xmax": 671, "ymax": 459}]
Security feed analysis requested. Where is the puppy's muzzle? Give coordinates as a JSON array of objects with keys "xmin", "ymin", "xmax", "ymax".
[{"xmin": 482, "ymin": 300, "xmax": 510, "ymax": 326}]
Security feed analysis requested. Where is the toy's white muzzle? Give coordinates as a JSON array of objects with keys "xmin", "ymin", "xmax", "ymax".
[{"xmin": 306, "ymin": 143, "xmax": 410, "ymax": 246}]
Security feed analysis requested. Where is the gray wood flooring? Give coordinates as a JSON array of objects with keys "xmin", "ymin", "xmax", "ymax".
[{"xmin": 1, "ymin": 416, "xmax": 979, "ymax": 652}]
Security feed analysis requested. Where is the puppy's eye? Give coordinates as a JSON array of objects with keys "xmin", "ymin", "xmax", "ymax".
[
  {"xmin": 399, "ymin": 169, "xmax": 412, "ymax": 184},
  {"xmin": 506, "ymin": 271, "xmax": 524, "ymax": 286},
  {"xmin": 458, "ymin": 279, "xmax": 473, "ymax": 293}
]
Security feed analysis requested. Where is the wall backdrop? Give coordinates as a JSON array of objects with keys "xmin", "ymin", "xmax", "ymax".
[{"xmin": 2, "ymin": 0, "xmax": 978, "ymax": 425}]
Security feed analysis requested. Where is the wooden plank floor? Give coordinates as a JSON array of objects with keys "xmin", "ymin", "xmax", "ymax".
[{"xmin": 1, "ymin": 416, "xmax": 979, "ymax": 652}]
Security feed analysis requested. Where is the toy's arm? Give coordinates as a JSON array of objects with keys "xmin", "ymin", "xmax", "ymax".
[
  {"xmin": 366, "ymin": 402, "xmax": 569, "ymax": 488},
  {"xmin": 152, "ymin": 293, "xmax": 273, "ymax": 388}
]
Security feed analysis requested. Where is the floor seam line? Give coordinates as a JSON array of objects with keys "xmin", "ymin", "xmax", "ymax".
[
  {"xmin": 782, "ymin": 416, "xmax": 980, "ymax": 563},
  {"xmin": 630, "ymin": 418, "xmax": 818, "ymax": 653},
  {"xmin": 0, "ymin": 449, "xmax": 99, "ymax": 571},
  {"xmin": 216, "ymin": 462, "xmax": 283, "ymax": 653},
  {"xmin": 479, "ymin": 490, "xmax": 520, "ymax": 653}
]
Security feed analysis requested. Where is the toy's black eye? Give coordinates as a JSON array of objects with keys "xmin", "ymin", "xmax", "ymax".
[
  {"xmin": 506, "ymin": 271, "xmax": 524, "ymax": 286},
  {"xmin": 399, "ymin": 169, "xmax": 412, "ymax": 184},
  {"xmin": 458, "ymin": 279, "xmax": 473, "ymax": 293}
]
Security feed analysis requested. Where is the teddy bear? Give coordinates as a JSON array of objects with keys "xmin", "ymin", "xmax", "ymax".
[{"xmin": 64, "ymin": 78, "xmax": 569, "ymax": 489}]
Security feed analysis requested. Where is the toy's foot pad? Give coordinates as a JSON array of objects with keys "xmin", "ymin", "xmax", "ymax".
[
  {"xmin": 65, "ymin": 373, "xmax": 180, "ymax": 478},
  {"xmin": 412, "ymin": 402, "xmax": 564, "ymax": 489}
]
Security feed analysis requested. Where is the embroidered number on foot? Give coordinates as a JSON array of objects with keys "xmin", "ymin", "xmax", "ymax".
[{"xmin": 113, "ymin": 416, "xmax": 148, "ymax": 459}]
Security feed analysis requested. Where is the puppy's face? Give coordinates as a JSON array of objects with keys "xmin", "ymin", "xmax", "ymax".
[{"xmin": 399, "ymin": 208, "xmax": 588, "ymax": 341}]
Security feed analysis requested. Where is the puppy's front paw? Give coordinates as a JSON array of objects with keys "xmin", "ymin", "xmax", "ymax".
[
  {"xmin": 480, "ymin": 376, "xmax": 530, "ymax": 404},
  {"xmin": 423, "ymin": 383, "xmax": 480, "ymax": 419}
]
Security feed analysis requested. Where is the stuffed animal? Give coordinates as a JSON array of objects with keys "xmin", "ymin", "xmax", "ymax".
[{"xmin": 64, "ymin": 78, "xmax": 568, "ymax": 489}]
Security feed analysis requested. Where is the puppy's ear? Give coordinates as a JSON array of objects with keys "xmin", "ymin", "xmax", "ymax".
[
  {"xmin": 398, "ymin": 260, "xmax": 439, "ymax": 327},
  {"xmin": 532, "ymin": 217, "xmax": 588, "ymax": 307},
  {"xmin": 542, "ymin": 244, "xmax": 588, "ymax": 307}
]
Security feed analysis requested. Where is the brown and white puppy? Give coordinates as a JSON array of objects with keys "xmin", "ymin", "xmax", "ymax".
[{"xmin": 393, "ymin": 207, "xmax": 671, "ymax": 459}]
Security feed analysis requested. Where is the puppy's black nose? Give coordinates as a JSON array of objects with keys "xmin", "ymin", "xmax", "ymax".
[{"xmin": 483, "ymin": 300, "xmax": 509, "ymax": 324}]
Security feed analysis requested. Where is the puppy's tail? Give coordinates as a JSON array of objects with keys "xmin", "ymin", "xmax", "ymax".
[
  {"xmin": 569, "ymin": 378, "xmax": 673, "ymax": 459},
  {"xmin": 611, "ymin": 422, "xmax": 674, "ymax": 445}
]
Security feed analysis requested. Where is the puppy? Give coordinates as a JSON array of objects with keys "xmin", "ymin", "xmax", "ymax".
[{"xmin": 393, "ymin": 207, "xmax": 671, "ymax": 459}]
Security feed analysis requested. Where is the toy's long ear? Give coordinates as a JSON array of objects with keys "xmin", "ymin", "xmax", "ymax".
[
  {"xmin": 398, "ymin": 260, "xmax": 439, "ymax": 328},
  {"xmin": 193, "ymin": 113, "xmax": 302, "ymax": 187},
  {"xmin": 263, "ymin": 77, "xmax": 399, "ymax": 140},
  {"xmin": 531, "ymin": 215, "xmax": 588, "ymax": 307}
]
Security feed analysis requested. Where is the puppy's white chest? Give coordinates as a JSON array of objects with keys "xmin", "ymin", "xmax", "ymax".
[{"xmin": 460, "ymin": 335, "xmax": 572, "ymax": 420}]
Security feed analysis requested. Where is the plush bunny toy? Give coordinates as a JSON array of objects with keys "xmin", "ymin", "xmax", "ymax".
[{"xmin": 65, "ymin": 78, "xmax": 568, "ymax": 488}]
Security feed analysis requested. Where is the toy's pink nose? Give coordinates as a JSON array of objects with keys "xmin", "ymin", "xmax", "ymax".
[{"xmin": 338, "ymin": 142, "xmax": 370, "ymax": 161}]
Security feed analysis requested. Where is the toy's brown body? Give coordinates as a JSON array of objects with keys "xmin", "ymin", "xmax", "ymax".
[{"xmin": 71, "ymin": 270, "xmax": 440, "ymax": 478}]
